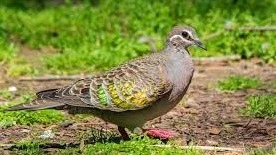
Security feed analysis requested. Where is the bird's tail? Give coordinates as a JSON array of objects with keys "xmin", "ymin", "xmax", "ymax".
[{"xmin": 7, "ymin": 88, "xmax": 66, "ymax": 111}]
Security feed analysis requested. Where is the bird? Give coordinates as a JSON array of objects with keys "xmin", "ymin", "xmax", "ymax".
[{"xmin": 8, "ymin": 26, "xmax": 206, "ymax": 140}]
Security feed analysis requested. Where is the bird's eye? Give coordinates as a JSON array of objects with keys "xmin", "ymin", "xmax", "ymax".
[{"xmin": 182, "ymin": 31, "xmax": 189, "ymax": 39}]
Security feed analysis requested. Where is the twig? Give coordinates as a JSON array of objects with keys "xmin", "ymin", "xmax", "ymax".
[
  {"xmin": 243, "ymin": 119, "xmax": 252, "ymax": 129},
  {"xmin": 193, "ymin": 55, "xmax": 241, "ymax": 62},
  {"xmin": 153, "ymin": 145, "xmax": 245, "ymax": 152},
  {"xmin": 203, "ymin": 31, "xmax": 223, "ymax": 40},
  {"xmin": 239, "ymin": 26, "xmax": 276, "ymax": 31}
]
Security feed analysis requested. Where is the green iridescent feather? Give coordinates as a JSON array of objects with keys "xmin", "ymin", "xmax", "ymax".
[{"xmin": 97, "ymin": 85, "xmax": 108, "ymax": 105}]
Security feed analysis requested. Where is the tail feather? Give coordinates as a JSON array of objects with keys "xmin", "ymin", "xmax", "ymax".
[
  {"xmin": 7, "ymin": 100, "xmax": 65, "ymax": 111},
  {"xmin": 7, "ymin": 88, "xmax": 65, "ymax": 111},
  {"xmin": 7, "ymin": 85, "xmax": 94, "ymax": 111}
]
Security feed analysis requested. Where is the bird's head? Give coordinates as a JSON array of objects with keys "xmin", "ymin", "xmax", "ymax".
[{"xmin": 167, "ymin": 26, "xmax": 206, "ymax": 51}]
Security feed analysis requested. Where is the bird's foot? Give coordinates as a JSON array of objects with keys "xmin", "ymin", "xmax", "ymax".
[
  {"xmin": 143, "ymin": 128, "xmax": 176, "ymax": 140},
  {"xmin": 118, "ymin": 126, "xmax": 130, "ymax": 140}
]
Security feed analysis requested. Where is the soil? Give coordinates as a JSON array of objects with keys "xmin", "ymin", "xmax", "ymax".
[{"xmin": 0, "ymin": 59, "xmax": 275, "ymax": 154}]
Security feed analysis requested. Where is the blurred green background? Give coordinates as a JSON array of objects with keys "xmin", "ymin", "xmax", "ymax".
[{"xmin": 0, "ymin": 0, "xmax": 275, "ymax": 77}]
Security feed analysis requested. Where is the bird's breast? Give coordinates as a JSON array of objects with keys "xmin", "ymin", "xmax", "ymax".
[{"xmin": 166, "ymin": 53, "xmax": 194, "ymax": 100}]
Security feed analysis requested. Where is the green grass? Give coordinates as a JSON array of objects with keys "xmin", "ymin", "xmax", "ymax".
[
  {"xmin": 12, "ymin": 138, "xmax": 276, "ymax": 155},
  {"xmin": 83, "ymin": 137, "xmax": 202, "ymax": 155},
  {"xmin": 0, "ymin": 108, "xmax": 65, "ymax": 127},
  {"xmin": 14, "ymin": 141, "xmax": 44, "ymax": 155},
  {"xmin": 268, "ymin": 80, "xmax": 276, "ymax": 89},
  {"xmin": 0, "ymin": 37, "xmax": 17, "ymax": 63},
  {"xmin": 0, "ymin": 90, "xmax": 65, "ymax": 127},
  {"xmin": 0, "ymin": 88, "xmax": 93, "ymax": 128},
  {"xmin": 6, "ymin": 60, "xmax": 37, "ymax": 77},
  {"xmin": 243, "ymin": 94, "xmax": 276, "ymax": 118},
  {"xmin": 0, "ymin": 25, "xmax": 37, "ymax": 77},
  {"xmin": 0, "ymin": 0, "xmax": 275, "ymax": 76},
  {"xmin": 14, "ymin": 137, "xmax": 203, "ymax": 155},
  {"xmin": 218, "ymin": 75, "xmax": 262, "ymax": 91},
  {"xmin": 250, "ymin": 146, "xmax": 276, "ymax": 155},
  {"xmin": 0, "ymin": 88, "xmax": 16, "ymax": 100}
]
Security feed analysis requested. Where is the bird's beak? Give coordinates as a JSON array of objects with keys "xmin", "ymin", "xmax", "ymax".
[{"xmin": 194, "ymin": 40, "xmax": 207, "ymax": 51}]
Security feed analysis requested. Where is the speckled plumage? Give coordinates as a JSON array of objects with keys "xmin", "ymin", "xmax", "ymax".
[
  {"xmin": 8, "ymin": 26, "xmax": 206, "ymax": 137},
  {"xmin": 65, "ymin": 54, "xmax": 171, "ymax": 112}
]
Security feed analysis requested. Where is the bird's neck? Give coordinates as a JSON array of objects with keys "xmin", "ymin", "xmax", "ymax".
[
  {"xmin": 164, "ymin": 44, "xmax": 190, "ymax": 56},
  {"xmin": 163, "ymin": 46, "xmax": 194, "ymax": 102}
]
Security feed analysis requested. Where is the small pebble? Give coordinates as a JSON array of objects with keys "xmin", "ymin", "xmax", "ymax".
[
  {"xmin": 206, "ymin": 140, "xmax": 219, "ymax": 146},
  {"xmin": 38, "ymin": 130, "xmax": 54, "ymax": 139},
  {"xmin": 8, "ymin": 86, "xmax": 17, "ymax": 92},
  {"xmin": 21, "ymin": 129, "xmax": 30, "ymax": 133}
]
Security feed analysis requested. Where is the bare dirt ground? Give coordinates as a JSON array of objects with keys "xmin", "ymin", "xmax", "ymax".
[{"xmin": 0, "ymin": 59, "xmax": 275, "ymax": 154}]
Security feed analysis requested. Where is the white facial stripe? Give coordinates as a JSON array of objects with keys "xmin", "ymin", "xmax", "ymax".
[
  {"xmin": 169, "ymin": 35, "xmax": 186, "ymax": 42},
  {"xmin": 169, "ymin": 34, "xmax": 191, "ymax": 43}
]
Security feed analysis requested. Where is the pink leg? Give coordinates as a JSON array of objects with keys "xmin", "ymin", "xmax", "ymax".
[
  {"xmin": 118, "ymin": 126, "xmax": 130, "ymax": 140},
  {"xmin": 143, "ymin": 128, "xmax": 176, "ymax": 140}
]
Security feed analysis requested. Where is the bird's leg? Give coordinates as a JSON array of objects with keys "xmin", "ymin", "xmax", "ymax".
[
  {"xmin": 118, "ymin": 126, "xmax": 130, "ymax": 140},
  {"xmin": 143, "ymin": 128, "xmax": 176, "ymax": 140}
]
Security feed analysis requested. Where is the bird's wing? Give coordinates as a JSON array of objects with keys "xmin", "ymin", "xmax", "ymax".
[
  {"xmin": 66, "ymin": 57, "xmax": 172, "ymax": 112},
  {"xmin": 8, "ymin": 56, "xmax": 172, "ymax": 112}
]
